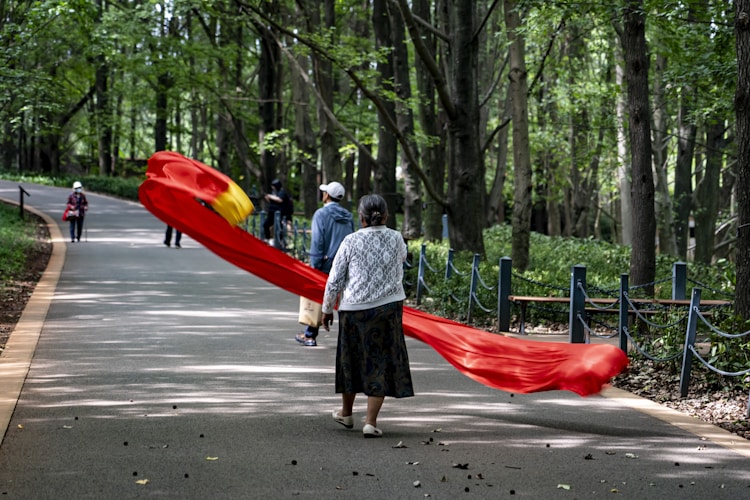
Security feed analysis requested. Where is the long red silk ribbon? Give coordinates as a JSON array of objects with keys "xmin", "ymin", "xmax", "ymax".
[{"xmin": 139, "ymin": 152, "xmax": 628, "ymax": 396}]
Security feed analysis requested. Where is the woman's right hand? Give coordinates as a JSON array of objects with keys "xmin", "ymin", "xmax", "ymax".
[{"xmin": 322, "ymin": 312, "xmax": 334, "ymax": 331}]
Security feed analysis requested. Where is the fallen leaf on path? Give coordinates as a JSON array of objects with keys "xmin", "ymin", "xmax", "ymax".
[
  {"xmin": 135, "ymin": 479, "xmax": 149, "ymax": 485},
  {"xmin": 557, "ymin": 484, "xmax": 571, "ymax": 490},
  {"xmin": 205, "ymin": 456, "xmax": 219, "ymax": 461}
]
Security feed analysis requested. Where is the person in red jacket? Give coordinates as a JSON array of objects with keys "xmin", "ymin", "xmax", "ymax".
[{"xmin": 66, "ymin": 181, "xmax": 88, "ymax": 243}]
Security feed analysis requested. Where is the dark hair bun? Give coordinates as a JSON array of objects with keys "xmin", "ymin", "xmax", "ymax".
[{"xmin": 358, "ymin": 194, "xmax": 388, "ymax": 226}]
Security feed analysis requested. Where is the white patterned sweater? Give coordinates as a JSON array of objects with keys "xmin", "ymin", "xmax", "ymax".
[{"xmin": 322, "ymin": 226, "xmax": 407, "ymax": 314}]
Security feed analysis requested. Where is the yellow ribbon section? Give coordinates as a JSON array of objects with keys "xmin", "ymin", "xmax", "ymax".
[{"xmin": 211, "ymin": 180, "xmax": 254, "ymax": 226}]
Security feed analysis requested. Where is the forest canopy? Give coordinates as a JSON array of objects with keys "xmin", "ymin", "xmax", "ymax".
[{"xmin": 1, "ymin": 0, "xmax": 747, "ymax": 317}]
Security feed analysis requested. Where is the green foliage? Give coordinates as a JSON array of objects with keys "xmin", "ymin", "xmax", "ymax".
[
  {"xmin": 407, "ymin": 224, "xmax": 735, "ymax": 328},
  {"xmin": 0, "ymin": 203, "xmax": 38, "ymax": 285},
  {"xmin": 0, "ymin": 172, "xmax": 143, "ymax": 201},
  {"xmin": 76, "ymin": 176, "xmax": 143, "ymax": 200},
  {"xmin": 703, "ymin": 316, "xmax": 750, "ymax": 391}
]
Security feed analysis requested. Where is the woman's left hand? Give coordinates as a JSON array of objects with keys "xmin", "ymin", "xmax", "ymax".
[{"xmin": 322, "ymin": 312, "xmax": 334, "ymax": 331}]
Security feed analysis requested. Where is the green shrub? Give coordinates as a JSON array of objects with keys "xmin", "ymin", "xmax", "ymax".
[
  {"xmin": 0, "ymin": 203, "xmax": 37, "ymax": 284},
  {"xmin": 0, "ymin": 173, "xmax": 143, "ymax": 202},
  {"xmin": 407, "ymin": 224, "xmax": 735, "ymax": 328}
]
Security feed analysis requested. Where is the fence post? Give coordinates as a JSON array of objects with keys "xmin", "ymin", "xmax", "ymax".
[
  {"xmin": 442, "ymin": 213, "xmax": 448, "ymax": 240},
  {"xmin": 619, "ymin": 274, "xmax": 629, "ymax": 352},
  {"xmin": 445, "ymin": 248, "xmax": 455, "ymax": 280},
  {"xmin": 416, "ymin": 243, "xmax": 426, "ymax": 306},
  {"xmin": 467, "ymin": 254, "xmax": 480, "ymax": 323},
  {"xmin": 301, "ymin": 221, "xmax": 309, "ymax": 256},
  {"xmin": 569, "ymin": 265, "xmax": 586, "ymax": 343},
  {"xmin": 259, "ymin": 210, "xmax": 266, "ymax": 239},
  {"xmin": 18, "ymin": 185, "xmax": 30, "ymax": 220},
  {"xmin": 273, "ymin": 211, "xmax": 283, "ymax": 248},
  {"xmin": 679, "ymin": 288, "xmax": 702, "ymax": 398},
  {"xmin": 497, "ymin": 257, "xmax": 512, "ymax": 332},
  {"xmin": 291, "ymin": 219, "xmax": 298, "ymax": 258},
  {"xmin": 672, "ymin": 261, "xmax": 687, "ymax": 300}
]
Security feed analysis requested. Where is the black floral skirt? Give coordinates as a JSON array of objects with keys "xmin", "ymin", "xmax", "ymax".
[{"xmin": 335, "ymin": 301, "xmax": 414, "ymax": 398}]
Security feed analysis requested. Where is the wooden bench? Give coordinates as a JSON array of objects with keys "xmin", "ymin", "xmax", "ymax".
[{"xmin": 507, "ymin": 296, "xmax": 623, "ymax": 335}]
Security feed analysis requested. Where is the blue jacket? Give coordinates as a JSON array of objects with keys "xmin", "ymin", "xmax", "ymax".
[{"xmin": 309, "ymin": 202, "xmax": 354, "ymax": 273}]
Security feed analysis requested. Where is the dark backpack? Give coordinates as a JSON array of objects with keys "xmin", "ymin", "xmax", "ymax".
[{"xmin": 281, "ymin": 191, "xmax": 294, "ymax": 218}]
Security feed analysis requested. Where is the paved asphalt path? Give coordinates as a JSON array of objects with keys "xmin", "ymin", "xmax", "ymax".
[{"xmin": 1, "ymin": 180, "xmax": 750, "ymax": 499}]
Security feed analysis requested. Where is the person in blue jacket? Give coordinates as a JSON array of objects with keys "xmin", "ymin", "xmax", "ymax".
[{"xmin": 296, "ymin": 181, "xmax": 354, "ymax": 346}]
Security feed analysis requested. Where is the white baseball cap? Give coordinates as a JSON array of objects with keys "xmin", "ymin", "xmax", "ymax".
[
  {"xmin": 319, "ymin": 182, "xmax": 345, "ymax": 200},
  {"xmin": 73, "ymin": 181, "xmax": 83, "ymax": 189}
]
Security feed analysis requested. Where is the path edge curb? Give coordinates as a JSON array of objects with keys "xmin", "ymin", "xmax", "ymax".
[{"xmin": 0, "ymin": 198, "xmax": 65, "ymax": 447}]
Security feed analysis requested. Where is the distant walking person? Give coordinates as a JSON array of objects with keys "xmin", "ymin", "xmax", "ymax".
[
  {"xmin": 164, "ymin": 225, "xmax": 182, "ymax": 248},
  {"xmin": 322, "ymin": 194, "xmax": 413, "ymax": 438},
  {"xmin": 65, "ymin": 181, "xmax": 88, "ymax": 243},
  {"xmin": 295, "ymin": 182, "xmax": 354, "ymax": 346},
  {"xmin": 263, "ymin": 179, "xmax": 291, "ymax": 242}
]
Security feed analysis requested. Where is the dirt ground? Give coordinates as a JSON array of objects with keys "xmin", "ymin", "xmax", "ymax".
[{"xmin": 2, "ymin": 215, "xmax": 747, "ymax": 441}]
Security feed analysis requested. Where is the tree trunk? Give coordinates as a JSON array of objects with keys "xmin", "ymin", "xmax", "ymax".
[
  {"xmin": 673, "ymin": 4, "xmax": 699, "ymax": 260},
  {"xmin": 257, "ymin": 3, "xmax": 280, "ymax": 191},
  {"xmin": 214, "ymin": 13, "xmax": 232, "ymax": 175},
  {"xmin": 372, "ymin": 0, "xmax": 398, "ymax": 228},
  {"xmin": 620, "ymin": 0, "xmax": 656, "ymax": 292},
  {"xmin": 442, "ymin": 1, "xmax": 485, "ymax": 254},
  {"xmin": 95, "ymin": 0, "xmax": 112, "ymax": 176},
  {"xmin": 389, "ymin": 0, "xmax": 421, "ymax": 239},
  {"xmin": 674, "ymin": 89, "xmax": 697, "ymax": 260},
  {"xmin": 651, "ymin": 53, "xmax": 677, "ymax": 256},
  {"xmin": 693, "ymin": 119, "xmax": 725, "ymax": 264},
  {"xmin": 154, "ymin": 71, "xmax": 169, "ymax": 153},
  {"xmin": 734, "ymin": 0, "xmax": 750, "ymax": 320},
  {"xmin": 505, "ymin": 0, "xmax": 531, "ymax": 269},
  {"xmin": 413, "ymin": 0, "xmax": 444, "ymax": 241},
  {"xmin": 291, "ymin": 40, "xmax": 318, "ymax": 218},
  {"xmin": 533, "ymin": 67, "xmax": 560, "ymax": 236},
  {"xmin": 312, "ymin": 0, "xmax": 341, "ymax": 186},
  {"xmin": 615, "ymin": 44, "xmax": 632, "ymax": 246},
  {"xmin": 566, "ymin": 25, "xmax": 594, "ymax": 238},
  {"xmin": 487, "ymin": 90, "xmax": 511, "ymax": 228}
]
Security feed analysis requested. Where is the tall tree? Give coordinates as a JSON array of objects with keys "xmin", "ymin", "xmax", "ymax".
[
  {"xmin": 372, "ymin": 0, "xmax": 398, "ymax": 228},
  {"xmin": 388, "ymin": 0, "xmax": 421, "ymax": 239},
  {"xmin": 505, "ymin": 0, "xmax": 532, "ymax": 270},
  {"xmin": 412, "ymin": 0, "xmax": 444, "ymax": 241},
  {"xmin": 94, "ymin": 0, "xmax": 113, "ymax": 176},
  {"xmin": 650, "ymin": 52, "xmax": 677, "ymax": 256},
  {"xmin": 255, "ymin": 0, "xmax": 282, "ymax": 190},
  {"xmin": 290, "ymin": 32, "xmax": 318, "ymax": 218},
  {"xmin": 673, "ymin": 2, "xmax": 699, "ymax": 260},
  {"xmin": 615, "ymin": 42, "xmax": 633, "ymax": 246},
  {"xmin": 735, "ymin": 0, "xmax": 750, "ymax": 320},
  {"xmin": 618, "ymin": 0, "xmax": 656, "ymax": 292},
  {"xmin": 694, "ymin": 119, "xmax": 727, "ymax": 264}
]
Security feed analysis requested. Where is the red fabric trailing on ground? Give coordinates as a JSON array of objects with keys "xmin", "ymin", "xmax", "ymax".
[{"xmin": 139, "ymin": 152, "xmax": 628, "ymax": 396}]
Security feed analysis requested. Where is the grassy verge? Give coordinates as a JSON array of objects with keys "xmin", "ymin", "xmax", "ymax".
[{"xmin": 0, "ymin": 203, "xmax": 39, "ymax": 284}]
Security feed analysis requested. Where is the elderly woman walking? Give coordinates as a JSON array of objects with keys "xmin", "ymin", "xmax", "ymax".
[{"xmin": 321, "ymin": 194, "xmax": 414, "ymax": 438}]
